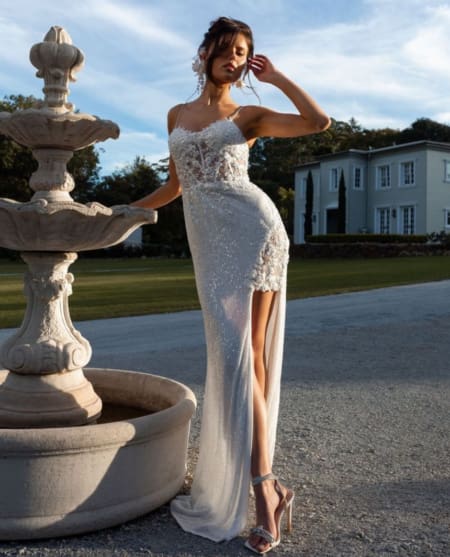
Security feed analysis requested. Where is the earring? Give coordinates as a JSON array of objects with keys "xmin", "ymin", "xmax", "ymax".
[
  {"xmin": 233, "ymin": 63, "xmax": 247, "ymax": 89},
  {"xmin": 192, "ymin": 47, "xmax": 206, "ymax": 93}
]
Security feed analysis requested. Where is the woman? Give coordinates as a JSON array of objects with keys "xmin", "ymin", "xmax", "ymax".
[{"xmin": 132, "ymin": 16, "xmax": 330, "ymax": 554}]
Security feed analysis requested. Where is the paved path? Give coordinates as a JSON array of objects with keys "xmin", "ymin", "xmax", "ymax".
[{"xmin": 0, "ymin": 281, "xmax": 449, "ymax": 556}]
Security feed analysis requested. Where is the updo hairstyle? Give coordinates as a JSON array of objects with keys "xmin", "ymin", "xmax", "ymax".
[{"xmin": 199, "ymin": 17, "xmax": 254, "ymax": 83}]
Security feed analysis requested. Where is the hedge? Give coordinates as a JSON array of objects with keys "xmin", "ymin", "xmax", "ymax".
[
  {"xmin": 291, "ymin": 242, "xmax": 448, "ymax": 259},
  {"xmin": 306, "ymin": 233, "xmax": 428, "ymax": 244}
]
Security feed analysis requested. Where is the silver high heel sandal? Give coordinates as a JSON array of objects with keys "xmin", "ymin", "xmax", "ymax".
[{"xmin": 245, "ymin": 472, "xmax": 295, "ymax": 555}]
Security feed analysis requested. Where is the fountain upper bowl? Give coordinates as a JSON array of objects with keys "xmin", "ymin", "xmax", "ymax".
[{"xmin": 0, "ymin": 108, "xmax": 119, "ymax": 151}]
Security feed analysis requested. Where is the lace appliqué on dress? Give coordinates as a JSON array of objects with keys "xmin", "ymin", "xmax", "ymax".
[
  {"xmin": 169, "ymin": 121, "xmax": 249, "ymax": 190},
  {"xmin": 169, "ymin": 118, "xmax": 289, "ymax": 293},
  {"xmin": 251, "ymin": 222, "xmax": 289, "ymax": 292}
]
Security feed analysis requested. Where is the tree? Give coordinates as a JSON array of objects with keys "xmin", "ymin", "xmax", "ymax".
[
  {"xmin": 398, "ymin": 118, "xmax": 450, "ymax": 144},
  {"xmin": 0, "ymin": 94, "xmax": 101, "ymax": 202},
  {"xmin": 90, "ymin": 156, "xmax": 159, "ymax": 205},
  {"xmin": 304, "ymin": 170, "xmax": 314, "ymax": 239},
  {"xmin": 249, "ymin": 136, "xmax": 299, "ymax": 202},
  {"xmin": 0, "ymin": 95, "xmax": 37, "ymax": 201},
  {"xmin": 277, "ymin": 186, "xmax": 294, "ymax": 236},
  {"xmin": 95, "ymin": 156, "xmax": 187, "ymax": 254},
  {"xmin": 338, "ymin": 170, "xmax": 346, "ymax": 234},
  {"xmin": 68, "ymin": 147, "xmax": 101, "ymax": 203}
]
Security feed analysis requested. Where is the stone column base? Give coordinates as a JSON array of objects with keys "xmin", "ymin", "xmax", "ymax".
[{"xmin": 0, "ymin": 369, "xmax": 102, "ymax": 427}]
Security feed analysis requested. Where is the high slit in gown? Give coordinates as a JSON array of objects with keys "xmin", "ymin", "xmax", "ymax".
[{"xmin": 168, "ymin": 109, "xmax": 289, "ymax": 542}]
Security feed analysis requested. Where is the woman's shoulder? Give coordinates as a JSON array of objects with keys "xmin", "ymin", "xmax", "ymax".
[
  {"xmin": 167, "ymin": 104, "xmax": 187, "ymax": 131},
  {"xmin": 168, "ymin": 101, "xmax": 199, "ymax": 114},
  {"xmin": 237, "ymin": 105, "xmax": 273, "ymax": 132},
  {"xmin": 168, "ymin": 103, "xmax": 185, "ymax": 119},
  {"xmin": 240, "ymin": 105, "xmax": 272, "ymax": 117}
]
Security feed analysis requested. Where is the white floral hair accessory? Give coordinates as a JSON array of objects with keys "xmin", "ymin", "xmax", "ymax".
[{"xmin": 192, "ymin": 47, "xmax": 206, "ymax": 93}]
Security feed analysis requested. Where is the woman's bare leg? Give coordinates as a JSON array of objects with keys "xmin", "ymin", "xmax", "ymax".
[
  {"xmin": 251, "ymin": 289, "xmax": 275, "ymax": 477},
  {"xmin": 248, "ymin": 290, "xmax": 287, "ymax": 552}
]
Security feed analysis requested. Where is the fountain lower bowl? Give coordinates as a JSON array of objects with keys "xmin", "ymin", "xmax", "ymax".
[{"xmin": 0, "ymin": 367, "xmax": 196, "ymax": 540}]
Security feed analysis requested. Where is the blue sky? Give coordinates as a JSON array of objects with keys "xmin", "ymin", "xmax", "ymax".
[{"xmin": 0, "ymin": 0, "xmax": 449, "ymax": 175}]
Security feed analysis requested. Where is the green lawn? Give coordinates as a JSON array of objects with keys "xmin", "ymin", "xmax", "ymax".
[{"xmin": 1, "ymin": 256, "xmax": 450, "ymax": 328}]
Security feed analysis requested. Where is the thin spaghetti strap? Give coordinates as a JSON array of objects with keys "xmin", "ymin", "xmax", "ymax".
[
  {"xmin": 174, "ymin": 103, "xmax": 186, "ymax": 129},
  {"xmin": 228, "ymin": 106, "xmax": 242, "ymax": 121}
]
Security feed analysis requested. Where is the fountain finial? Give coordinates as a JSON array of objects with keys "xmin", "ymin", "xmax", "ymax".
[{"xmin": 30, "ymin": 26, "xmax": 84, "ymax": 111}]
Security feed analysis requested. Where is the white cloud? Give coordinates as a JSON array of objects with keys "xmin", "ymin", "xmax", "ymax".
[
  {"xmin": 1, "ymin": 0, "xmax": 449, "ymax": 168},
  {"xmin": 98, "ymin": 130, "xmax": 169, "ymax": 175},
  {"xmin": 403, "ymin": 5, "xmax": 450, "ymax": 76},
  {"xmin": 433, "ymin": 112, "xmax": 450, "ymax": 125},
  {"xmin": 75, "ymin": 0, "xmax": 191, "ymax": 50},
  {"xmin": 259, "ymin": 0, "xmax": 450, "ymax": 128},
  {"xmin": 73, "ymin": 66, "xmax": 182, "ymax": 128},
  {"xmin": 0, "ymin": 17, "xmax": 34, "ymax": 68}
]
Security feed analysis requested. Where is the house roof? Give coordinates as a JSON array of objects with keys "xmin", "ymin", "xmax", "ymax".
[{"xmin": 295, "ymin": 140, "xmax": 450, "ymax": 170}]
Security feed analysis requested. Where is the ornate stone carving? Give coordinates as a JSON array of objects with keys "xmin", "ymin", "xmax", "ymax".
[
  {"xmin": 30, "ymin": 149, "xmax": 75, "ymax": 194},
  {"xmin": 0, "ymin": 253, "xmax": 92, "ymax": 375},
  {"xmin": 0, "ymin": 26, "xmax": 156, "ymax": 427},
  {"xmin": 0, "ymin": 110, "xmax": 120, "ymax": 152},
  {"xmin": 0, "ymin": 198, "xmax": 157, "ymax": 250},
  {"xmin": 0, "ymin": 28, "xmax": 120, "ymax": 206},
  {"xmin": 29, "ymin": 25, "xmax": 84, "ymax": 111}
]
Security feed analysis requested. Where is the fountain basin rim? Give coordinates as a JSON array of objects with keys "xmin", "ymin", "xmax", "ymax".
[
  {"xmin": 0, "ymin": 368, "xmax": 197, "ymax": 454},
  {"xmin": 0, "ymin": 199, "xmax": 157, "ymax": 251},
  {"xmin": 0, "ymin": 108, "xmax": 119, "ymax": 129},
  {"xmin": 0, "ymin": 108, "xmax": 120, "ymax": 149},
  {"xmin": 0, "ymin": 197, "xmax": 157, "ymax": 219},
  {"xmin": 0, "ymin": 107, "xmax": 112, "ymax": 120}
]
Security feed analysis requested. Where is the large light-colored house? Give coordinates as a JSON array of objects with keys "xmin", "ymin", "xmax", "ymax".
[{"xmin": 294, "ymin": 140, "xmax": 450, "ymax": 243}]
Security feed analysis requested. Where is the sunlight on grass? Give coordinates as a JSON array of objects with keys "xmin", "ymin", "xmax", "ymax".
[{"xmin": 1, "ymin": 256, "xmax": 450, "ymax": 328}]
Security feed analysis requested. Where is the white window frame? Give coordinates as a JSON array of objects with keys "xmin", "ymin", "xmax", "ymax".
[
  {"xmin": 399, "ymin": 160, "xmax": 415, "ymax": 187},
  {"xmin": 329, "ymin": 167, "xmax": 339, "ymax": 191},
  {"xmin": 444, "ymin": 160, "xmax": 450, "ymax": 183},
  {"xmin": 400, "ymin": 205, "xmax": 416, "ymax": 235},
  {"xmin": 375, "ymin": 206, "xmax": 391, "ymax": 234},
  {"xmin": 376, "ymin": 164, "xmax": 391, "ymax": 190},
  {"xmin": 353, "ymin": 166, "xmax": 364, "ymax": 190},
  {"xmin": 444, "ymin": 208, "xmax": 450, "ymax": 229}
]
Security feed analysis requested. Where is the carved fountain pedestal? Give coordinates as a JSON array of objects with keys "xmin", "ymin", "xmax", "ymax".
[
  {"xmin": 0, "ymin": 251, "xmax": 99, "ymax": 427},
  {"xmin": 0, "ymin": 27, "xmax": 196, "ymax": 539}
]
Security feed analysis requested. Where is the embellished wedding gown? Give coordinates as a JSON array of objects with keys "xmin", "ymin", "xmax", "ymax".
[{"xmin": 169, "ymin": 112, "xmax": 289, "ymax": 542}]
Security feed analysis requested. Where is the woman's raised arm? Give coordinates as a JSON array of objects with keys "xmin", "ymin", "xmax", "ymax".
[{"xmin": 244, "ymin": 54, "xmax": 331, "ymax": 139}]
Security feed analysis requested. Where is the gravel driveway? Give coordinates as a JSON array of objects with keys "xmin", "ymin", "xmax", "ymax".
[{"xmin": 0, "ymin": 281, "xmax": 449, "ymax": 556}]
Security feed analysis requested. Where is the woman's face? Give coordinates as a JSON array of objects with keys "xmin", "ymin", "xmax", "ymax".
[{"xmin": 208, "ymin": 32, "xmax": 250, "ymax": 85}]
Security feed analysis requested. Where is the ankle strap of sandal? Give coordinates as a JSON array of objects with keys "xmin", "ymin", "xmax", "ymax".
[{"xmin": 252, "ymin": 472, "xmax": 278, "ymax": 486}]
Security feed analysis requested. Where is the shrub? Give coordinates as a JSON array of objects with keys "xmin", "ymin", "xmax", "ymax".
[
  {"xmin": 427, "ymin": 231, "xmax": 450, "ymax": 247},
  {"xmin": 306, "ymin": 233, "xmax": 428, "ymax": 244}
]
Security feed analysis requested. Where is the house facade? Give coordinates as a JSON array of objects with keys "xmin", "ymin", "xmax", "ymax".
[{"xmin": 294, "ymin": 140, "xmax": 450, "ymax": 243}]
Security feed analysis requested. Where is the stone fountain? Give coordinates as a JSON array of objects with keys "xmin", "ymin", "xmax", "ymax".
[{"xmin": 0, "ymin": 27, "xmax": 196, "ymax": 540}]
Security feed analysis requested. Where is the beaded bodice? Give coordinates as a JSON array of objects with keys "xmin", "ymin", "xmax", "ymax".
[{"xmin": 169, "ymin": 119, "xmax": 250, "ymax": 190}]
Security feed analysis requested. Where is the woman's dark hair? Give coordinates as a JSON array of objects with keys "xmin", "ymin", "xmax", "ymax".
[{"xmin": 199, "ymin": 17, "xmax": 254, "ymax": 84}]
